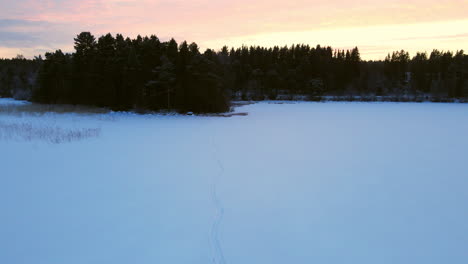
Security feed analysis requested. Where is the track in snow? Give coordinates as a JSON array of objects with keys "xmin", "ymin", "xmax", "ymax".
[{"xmin": 210, "ymin": 134, "xmax": 226, "ymax": 264}]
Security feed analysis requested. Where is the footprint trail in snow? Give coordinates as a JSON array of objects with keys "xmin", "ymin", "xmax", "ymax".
[{"xmin": 210, "ymin": 134, "xmax": 226, "ymax": 264}]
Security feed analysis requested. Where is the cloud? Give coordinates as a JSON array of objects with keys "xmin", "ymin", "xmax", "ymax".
[
  {"xmin": 396, "ymin": 33, "xmax": 468, "ymax": 42},
  {"xmin": 201, "ymin": 19, "xmax": 468, "ymax": 60},
  {"xmin": 0, "ymin": 18, "xmax": 75, "ymax": 57},
  {"xmin": 0, "ymin": 19, "xmax": 46, "ymax": 28},
  {"xmin": 0, "ymin": 31, "xmax": 39, "ymax": 46},
  {"xmin": 0, "ymin": 0, "xmax": 467, "ymax": 58}
]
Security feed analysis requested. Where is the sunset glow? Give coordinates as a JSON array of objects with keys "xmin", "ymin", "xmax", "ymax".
[{"xmin": 1, "ymin": 0, "xmax": 467, "ymax": 59}]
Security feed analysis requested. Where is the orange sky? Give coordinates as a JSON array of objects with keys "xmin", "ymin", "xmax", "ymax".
[{"xmin": 0, "ymin": 0, "xmax": 467, "ymax": 59}]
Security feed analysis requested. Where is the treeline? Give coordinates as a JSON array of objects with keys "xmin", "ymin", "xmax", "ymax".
[
  {"xmin": 34, "ymin": 32, "xmax": 230, "ymax": 113},
  {"xmin": 32, "ymin": 33, "xmax": 363, "ymax": 111},
  {"xmin": 0, "ymin": 55, "xmax": 41, "ymax": 100},
  {"xmin": 2, "ymin": 32, "xmax": 468, "ymax": 113},
  {"xmin": 383, "ymin": 50, "xmax": 468, "ymax": 99}
]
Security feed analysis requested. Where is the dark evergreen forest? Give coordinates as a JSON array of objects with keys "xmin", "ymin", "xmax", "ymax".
[
  {"xmin": 0, "ymin": 55, "xmax": 41, "ymax": 100},
  {"xmin": 1, "ymin": 32, "xmax": 467, "ymax": 113}
]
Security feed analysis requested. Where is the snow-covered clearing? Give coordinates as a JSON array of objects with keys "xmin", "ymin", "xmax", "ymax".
[{"xmin": 1, "ymin": 99, "xmax": 468, "ymax": 264}]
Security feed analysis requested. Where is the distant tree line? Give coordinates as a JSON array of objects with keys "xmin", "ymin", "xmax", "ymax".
[
  {"xmin": 0, "ymin": 55, "xmax": 41, "ymax": 100},
  {"xmin": 1, "ymin": 32, "xmax": 468, "ymax": 112},
  {"xmin": 382, "ymin": 50, "xmax": 468, "ymax": 99}
]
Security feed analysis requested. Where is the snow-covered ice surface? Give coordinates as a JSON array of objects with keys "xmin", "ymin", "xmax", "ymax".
[{"xmin": 1, "ymin": 99, "xmax": 468, "ymax": 264}]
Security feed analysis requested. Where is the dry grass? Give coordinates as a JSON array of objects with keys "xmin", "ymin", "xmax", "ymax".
[
  {"xmin": 0, "ymin": 103, "xmax": 110, "ymax": 115},
  {"xmin": 0, "ymin": 121, "xmax": 101, "ymax": 144}
]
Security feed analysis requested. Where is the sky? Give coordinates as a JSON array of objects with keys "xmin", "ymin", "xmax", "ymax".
[{"xmin": 0, "ymin": 0, "xmax": 467, "ymax": 60}]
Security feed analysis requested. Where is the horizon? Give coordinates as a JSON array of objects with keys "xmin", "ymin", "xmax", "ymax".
[{"xmin": 1, "ymin": 0, "xmax": 467, "ymax": 60}]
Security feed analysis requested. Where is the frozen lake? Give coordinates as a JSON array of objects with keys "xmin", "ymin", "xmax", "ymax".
[{"xmin": 1, "ymin": 99, "xmax": 468, "ymax": 264}]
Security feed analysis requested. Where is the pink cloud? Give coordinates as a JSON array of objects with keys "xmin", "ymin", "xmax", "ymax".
[
  {"xmin": 1, "ymin": 0, "xmax": 467, "ymax": 58},
  {"xmin": 8, "ymin": 0, "xmax": 468, "ymax": 34}
]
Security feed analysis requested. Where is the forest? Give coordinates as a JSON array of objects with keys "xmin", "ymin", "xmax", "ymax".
[{"xmin": 1, "ymin": 32, "xmax": 467, "ymax": 113}]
